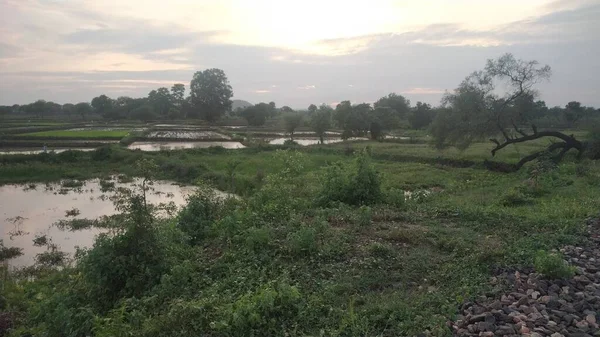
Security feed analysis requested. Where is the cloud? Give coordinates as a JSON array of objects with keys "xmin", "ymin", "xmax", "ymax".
[
  {"xmin": 401, "ymin": 88, "xmax": 446, "ymax": 95},
  {"xmin": 0, "ymin": 0, "xmax": 599, "ymax": 108}
]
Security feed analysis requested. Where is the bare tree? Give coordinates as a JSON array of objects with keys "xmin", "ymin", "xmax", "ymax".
[{"xmin": 431, "ymin": 53, "xmax": 584, "ymax": 171}]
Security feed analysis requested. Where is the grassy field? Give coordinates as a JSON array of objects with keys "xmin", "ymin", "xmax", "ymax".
[
  {"xmin": 19, "ymin": 129, "xmax": 131, "ymax": 138},
  {"xmin": 1, "ymin": 137, "xmax": 599, "ymax": 336}
]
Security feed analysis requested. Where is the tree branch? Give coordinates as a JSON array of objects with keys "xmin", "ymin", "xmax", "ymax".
[{"xmin": 490, "ymin": 130, "xmax": 582, "ymax": 157}]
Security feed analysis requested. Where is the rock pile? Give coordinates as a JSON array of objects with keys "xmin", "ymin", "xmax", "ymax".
[{"xmin": 453, "ymin": 219, "xmax": 600, "ymax": 336}]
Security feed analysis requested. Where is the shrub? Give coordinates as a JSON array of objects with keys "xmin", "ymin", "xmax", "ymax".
[
  {"xmin": 223, "ymin": 282, "xmax": 302, "ymax": 336},
  {"xmin": 176, "ymin": 187, "xmax": 223, "ymax": 244},
  {"xmin": 385, "ymin": 188, "xmax": 406, "ymax": 209},
  {"xmin": 500, "ymin": 187, "xmax": 532, "ymax": 206},
  {"xmin": 92, "ymin": 146, "xmax": 113, "ymax": 161},
  {"xmin": 534, "ymin": 250, "xmax": 575, "ymax": 279},
  {"xmin": 356, "ymin": 206, "xmax": 372, "ymax": 226},
  {"xmin": 368, "ymin": 242, "xmax": 393, "ymax": 258},
  {"xmin": 283, "ymin": 139, "xmax": 299, "ymax": 146},
  {"xmin": 317, "ymin": 150, "xmax": 381, "ymax": 206},
  {"xmin": 288, "ymin": 227, "xmax": 318, "ymax": 256},
  {"xmin": 245, "ymin": 227, "xmax": 272, "ymax": 252}
]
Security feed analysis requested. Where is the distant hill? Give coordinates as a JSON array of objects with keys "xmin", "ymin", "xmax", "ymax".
[{"xmin": 232, "ymin": 99, "xmax": 252, "ymax": 110}]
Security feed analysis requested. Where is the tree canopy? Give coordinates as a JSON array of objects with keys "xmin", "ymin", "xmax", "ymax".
[
  {"xmin": 190, "ymin": 68, "xmax": 233, "ymax": 122},
  {"xmin": 431, "ymin": 53, "xmax": 585, "ymax": 171}
]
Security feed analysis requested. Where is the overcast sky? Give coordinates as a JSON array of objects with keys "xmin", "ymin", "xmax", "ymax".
[{"xmin": 1, "ymin": 0, "xmax": 599, "ymax": 108}]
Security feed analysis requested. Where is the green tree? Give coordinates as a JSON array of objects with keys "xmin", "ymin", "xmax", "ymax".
[
  {"xmin": 171, "ymin": 83, "xmax": 185, "ymax": 106},
  {"xmin": 148, "ymin": 87, "xmax": 172, "ymax": 117},
  {"xmin": 74, "ymin": 102, "xmax": 92, "ymax": 120},
  {"xmin": 431, "ymin": 53, "xmax": 584, "ymax": 171},
  {"xmin": 374, "ymin": 93, "xmax": 411, "ymax": 118},
  {"xmin": 408, "ymin": 102, "xmax": 435, "ymax": 129},
  {"xmin": 240, "ymin": 103, "xmax": 271, "ymax": 126},
  {"xmin": 564, "ymin": 101, "xmax": 584, "ymax": 127},
  {"xmin": 308, "ymin": 104, "xmax": 318, "ymax": 115},
  {"xmin": 62, "ymin": 103, "xmax": 75, "ymax": 119},
  {"xmin": 370, "ymin": 106, "xmax": 400, "ymax": 139},
  {"xmin": 190, "ymin": 68, "xmax": 233, "ymax": 122},
  {"xmin": 130, "ymin": 105, "xmax": 157, "ymax": 122},
  {"xmin": 284, "ymin": 113, "xmax": 303, "ymax": 140},
  {"xmin": 91, "ymin": 94, "xmax": 115, "ymax": 119},
  {"xmin": 280, "ymin": 106, "xmax": 294, "ymax": 113},
  {"xmin": 310, "ymin": 106, "xmax": 332, "ymax": 144}
]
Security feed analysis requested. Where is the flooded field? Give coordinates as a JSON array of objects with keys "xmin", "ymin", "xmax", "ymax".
[
  {"xmin": 128, "ymin": 141, "xmax": 245, "ymax": 151},
  {"xmin": 268, "ymin": 137, "xmax": 367, "ymax": 145},
  {"xmin": 0, "ymin": 178, "xmax": 214, "ymax": 267},
  {"xmin": 0, "ymin": 148, "xmax": 97, "ymax": 155},
  {"xmin": 147, "ymin": 130, "xmax": 231, "ymax": 140}
]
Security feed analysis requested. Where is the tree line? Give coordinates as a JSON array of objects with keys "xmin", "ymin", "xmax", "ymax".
[{"xmin": 1, "ymin": 63, "xmax": 597, "ymax": 144}]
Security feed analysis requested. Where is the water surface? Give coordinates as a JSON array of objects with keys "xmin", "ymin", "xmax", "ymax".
[
  {"xmin": 0, "ymin": 178, "xmax": 206, "ymax": 267},
  {"xmin": 127, "ymin": 141, "xmax": 245, "ymax": 151}
]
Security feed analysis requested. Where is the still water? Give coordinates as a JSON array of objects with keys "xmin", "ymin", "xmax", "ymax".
[
  {"xmin": 0, "ymin": 178, "xmax": 203, "ymax": 267},
  {"xmin": 127, "ymin": 141, "xmax": 246, "ymax": 151}
]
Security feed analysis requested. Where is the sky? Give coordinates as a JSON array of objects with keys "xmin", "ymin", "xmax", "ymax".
[{"xmin": 0, "ymin": 0, "xmax": 599, "ymax": 108}]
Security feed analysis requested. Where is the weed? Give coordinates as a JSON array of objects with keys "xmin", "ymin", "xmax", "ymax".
[{"xmin": 534, "ymin": 250, "xmax": 576, "ymax": 279}]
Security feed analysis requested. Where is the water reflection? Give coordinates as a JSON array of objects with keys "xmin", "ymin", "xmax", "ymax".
[
  {"xmin": 268, "ymin": 137, "xmax": 368, "ymax": 145},
  {"xmin": 127, "ymin": 141, "xmax": 245, "ymax": 151},
  {"xmin": 0, "ymin": 148, "xmax": 97, "ymax": 155},
  {"xmin": 0, "ymin": 178, "xmax": 209, "ymax": 267}
]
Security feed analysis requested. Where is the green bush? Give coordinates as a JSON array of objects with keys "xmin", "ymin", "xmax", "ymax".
[
  {"xmin": 287, "ymin": 227, "xmax": 318, "ymax": 256},
  {"xmin": 500, "ymin": 187, "xmax": 533, "ymax": 206},
  {"xmin": 222, "ymin": 282, "xmax": 302, "ymax": 336},
  {"xmin": 92, "ymin": 145, "xmax": 113, "ymax": 161},
  {"xmin": 356, "ymin": 205, "xmax": 372, "ymax": 226},
  {"xmin": 245, "ymin": 227, "xmax": 272, "ymax": 252},
  {"xmin": 176, "ymin": 187, "xmax": 223, "ymax": 244},
  {"xmin": 534, "ymin": 250, "xmax": 575, "ymax": 279},
  {"xmin": 317, "ymin": 150, "xmax": 381, "ymax": 206},
  {"xmin": 385, "ymin": 188, "xmax": 406, "ymax": 209}
]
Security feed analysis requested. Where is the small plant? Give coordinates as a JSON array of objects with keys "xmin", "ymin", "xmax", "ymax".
[
  {"xmin": 99, "ymin": 179, "xmax": 116, "ymax": 192},
  {"xmin": 287, "ymin": 227, "xmax": 318, "ymax": 256},
  {"xmin": 356, "ymin": 205, "xmax": 372, "ymax": 226},
  {"xmin": 499, "ymin": 187, "xmax": 532, "ymax": 206},
  {"xmin": 244, "ymin": 227, "xmax": 272, "ymax": 252},
  {"xmin": 385, "ymin": 188, "xmax": 406, "ymax": 209},
  {"xmin": 534, "ymin": 250, "xmax": 575, "ymax": 279},
  {"xmin": 368, "ymin": 242, "xmax": 393, "ymax": 258},
  {"xmin": 317, "ymin": 150, "xmax": 381, "ymax": 206},
  {"xmin": 283, "ymin": 139, "xmax": 299, "ymax": 146},
  {"xmin": 65, "ymin": 208, "xmax": 81, "ymax": 217},
  {"xmin": 61, "ymin": 179, "xmax": 84, "ymax": 188}
]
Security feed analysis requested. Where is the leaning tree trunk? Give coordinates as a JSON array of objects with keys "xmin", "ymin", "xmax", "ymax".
[{"xmin": 485, "ymin": 127, "xmax": 584, "ymax": 172}]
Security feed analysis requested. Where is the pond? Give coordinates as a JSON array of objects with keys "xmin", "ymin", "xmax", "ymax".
[
  {"xmin": 0, "ymin": 178, "xmax": 220, "ymax": 268},
  {"xmin": 127, "ymin": 141, "xmax": 246, "ymax": 151},
  {"xmin": 268, "ymin": 137, "xmax": 368, "ymax": 146},
  {"xmin": 0, "ymin": 148, "xmax": 97, "ymax": 155},
  {"xmin": 147, "ymin": 131, "xmax": 230, "ymax": 140}
]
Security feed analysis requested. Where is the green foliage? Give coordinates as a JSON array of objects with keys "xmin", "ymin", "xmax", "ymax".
[
  {"xmin": 287, "ymin": 227, "xmax": 318, "ymax": 256},
  {"xmin": 190, "ymin": 68, "xmax": 233, "ymax": 122},
  {"xmin": 176, "ymin": 187, "xmax": 223, "ymax": 244},
  {"xmin": 534, "ymin": 250, "xmax": 576, "ymax": 279},
  {"xmin": 245, "ymin": 227, "xmax": 272, "ymax": 252},
  {"xmin": 283, "ymin": 112, "xmax": 303, "ymax": 138},
  {"xmin": 500, "ymin": 186, "xmax": 533, "ymax": 206},
  {"xmin": 0, "ymin": 240, "xmax": 22, "ymax": 262},
  {"xmin": 356, "ymin": 205, "xmax": 372, "ymax": 226},
  {"xmin": 318, "ymin": 150, "xmax": 381, "ymax": 206},
  {"xmin": 222, "ymin": 282, "xmax": 302, "ymax": 336}
]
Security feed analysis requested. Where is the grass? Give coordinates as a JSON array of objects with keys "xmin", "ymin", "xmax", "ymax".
[
  {"xmin": 19, "ymin": 130, "xmax": 131, "ymax": 138},
  {"xmin": 1, "ymin": 132, "xmax": 599, "ymax": 336}
]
